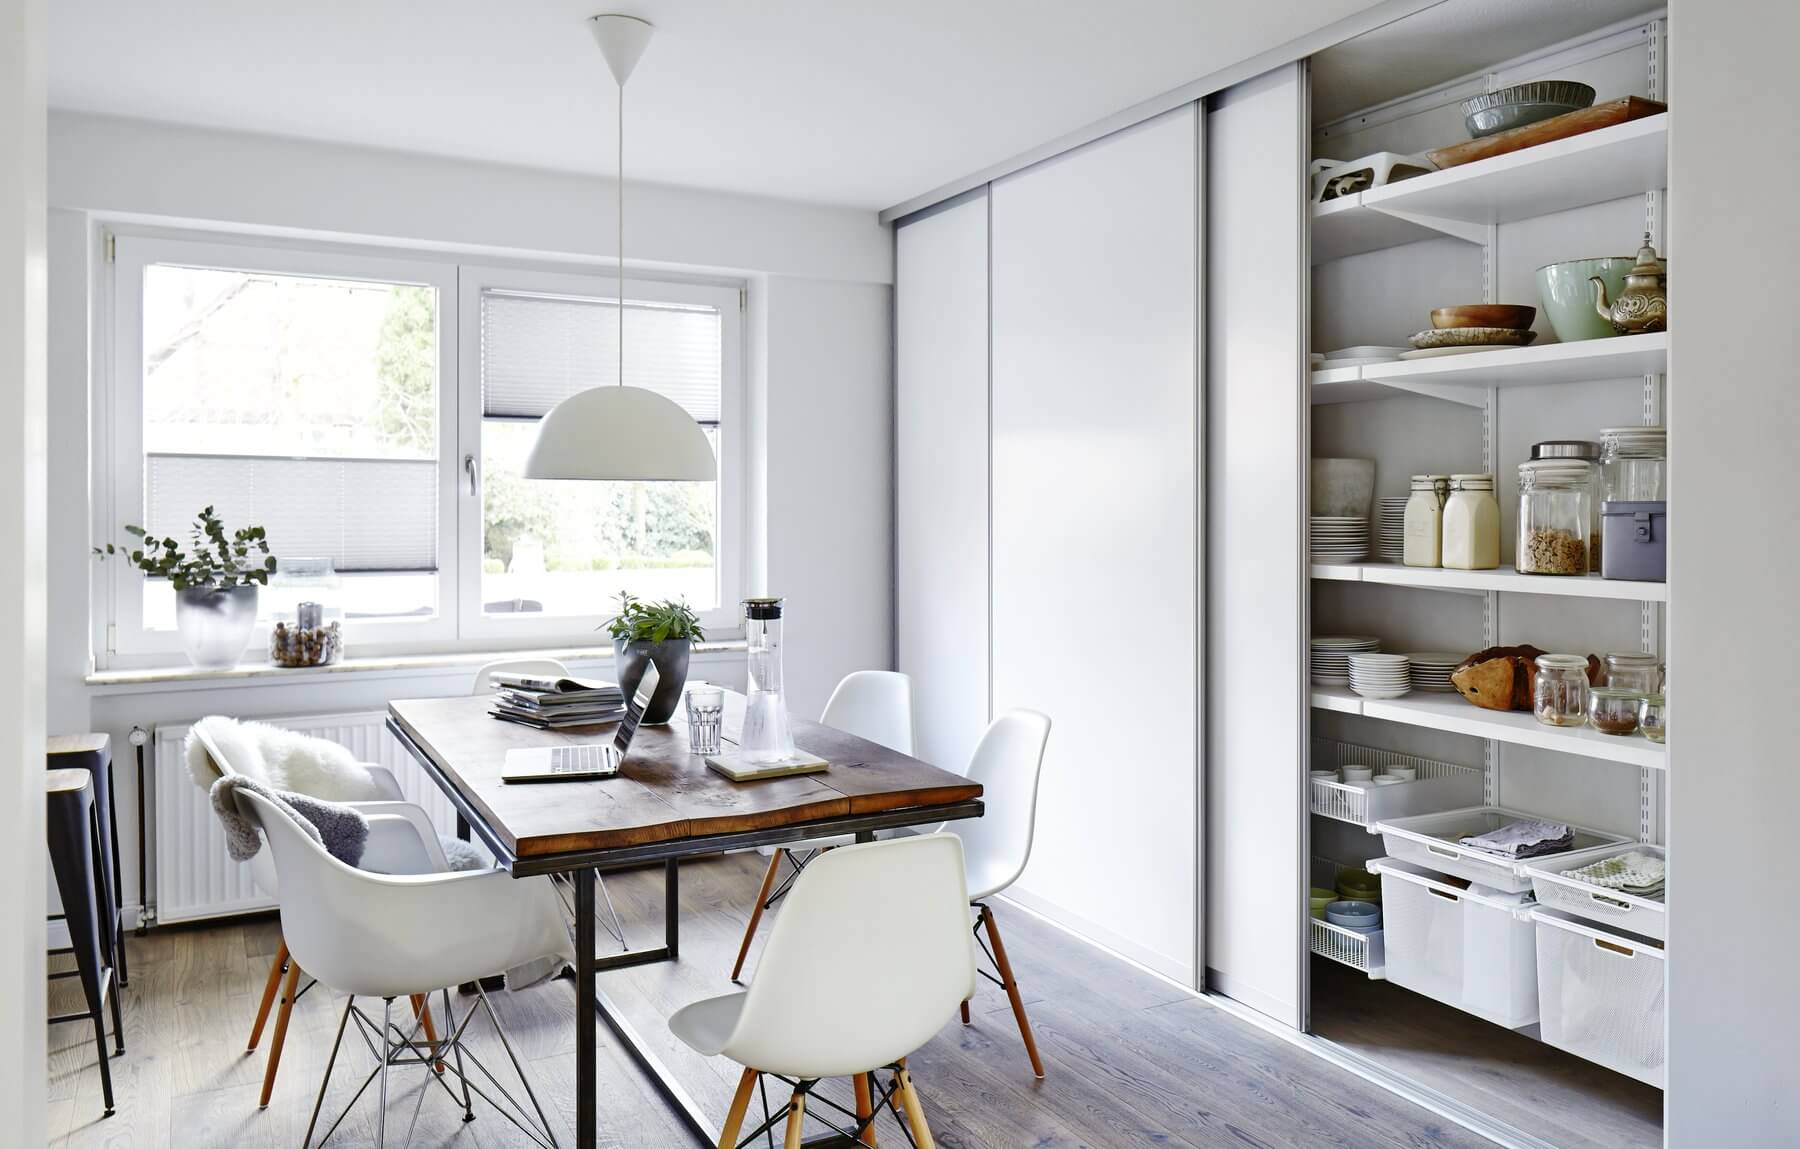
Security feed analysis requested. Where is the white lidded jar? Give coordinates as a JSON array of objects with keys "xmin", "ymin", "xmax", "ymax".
[
  {"xmin": 1441, "ymin": 473, "xmax": 1500, "ymax": 570},
  {"xmin": 1402, "ymin": 474, "xmax": 1450, "ymax": 568}
]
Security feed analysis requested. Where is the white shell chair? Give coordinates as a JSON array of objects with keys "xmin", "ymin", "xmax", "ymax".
[
  {"xmin": 671, "ymin": 834, "xmax": 973, "ymax": 1148},
  {"xmin": 730, "ymin": 670, "xmax": 914, "ymax": 982},
  {"xmin": 474, "ymin": 658, "xmax": 629, "ymax": 950},
  {"xmin": 235, "ymin": 787, "xmax": 574, "ymax": 1149},
  {"xmin": 190, "ymin": 721, "xmax": 453, "ymax": 1109},
  {"xmin": 940, "ymin": 709, "xmax": 1052, "ymax": 1079}
]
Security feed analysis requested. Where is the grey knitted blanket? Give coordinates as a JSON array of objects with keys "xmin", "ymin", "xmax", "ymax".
[{"xmin": 210, "ymin": 774, "xmax": 369, "ymax": 867}]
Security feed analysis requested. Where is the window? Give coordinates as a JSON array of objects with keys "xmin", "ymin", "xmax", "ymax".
[{"xmin": 105, "ymin": 238, "xmax": 742, "ymax": 666}]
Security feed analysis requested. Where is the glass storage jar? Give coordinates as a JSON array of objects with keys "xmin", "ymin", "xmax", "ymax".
[
  {"xmin": 1532, "ymin": 440, "xmax": 1604, "ymax": 570},
  {"xmin": 1639, "ymin": 693, "xmax": 1667, "ymax": 743},
  {"xmin": 1603, "ymin": 651, "xmax": 1664, "ymax": 695},
  {"xmin": 1441, "ymin": 473, "xmax": 1499, "ymax": 570},
  {"xmin": 1588, "ymin": 687, "xmax": 1645, "ymax": 736},
  {"xmin": 1600, "ymin": 426, "xmax": 1668, "ymax": 503},
  {"xmin": 1533, "ymin": 653, "xmax": 1591, "ymax": 727},
  {"xmin": 1517, "ymin": 460, "xmax": 1594, "ymax": 575},
  {"xmin": 1403, "ymin": 474, "xmax": 1449, "ymax": 568}
]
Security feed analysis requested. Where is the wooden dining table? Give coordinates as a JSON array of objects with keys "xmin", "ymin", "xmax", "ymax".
[{"xmin": 386, "ymin": 690, "xmax": 984, "ymax": 1149}]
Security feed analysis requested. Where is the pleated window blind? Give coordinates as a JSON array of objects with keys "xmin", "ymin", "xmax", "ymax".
[{"xmin": 481, "ymin": 291, "xmax": 723, "ymax": 424}]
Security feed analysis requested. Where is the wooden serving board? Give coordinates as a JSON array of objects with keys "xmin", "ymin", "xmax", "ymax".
[{"xmin": 1426, "ymin": 97, "xmax": 1667, "ymax": 170}]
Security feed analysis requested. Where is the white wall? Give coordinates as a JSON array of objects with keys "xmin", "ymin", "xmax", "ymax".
[
  {"xmin": 760, "ymin": 274, "xmax": 895, "ymax": 721},
  {"xmin": 1665, "ymin": 1, "xmax": 1800, "ymax": 1144},
  {"xmin": 0, "ymin": 0, "xmax": 49, "ymax": 1140},
  {"xmin": 46, "ymin": 112, "xmax": 894, "ymax": 924}
]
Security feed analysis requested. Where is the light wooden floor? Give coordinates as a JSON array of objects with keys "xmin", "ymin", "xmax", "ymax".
[
  {"xmin": 1311, "ymin": 958, "xmax": 1662, "ymax": 1149},
  {"xmin": 48, "ymin": 852, "xmax": 1501, "ymax": 1148}
]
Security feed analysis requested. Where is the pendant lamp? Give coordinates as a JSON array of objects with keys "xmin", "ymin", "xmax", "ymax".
[{"xmin": 524, "ymin": 14, "xmax": 716, "ymax": 482}]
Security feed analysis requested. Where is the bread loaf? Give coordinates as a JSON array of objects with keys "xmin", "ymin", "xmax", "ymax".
[{"xmin": 1451, "ymin": 645, "xmax": 1600, "ymax": 711}]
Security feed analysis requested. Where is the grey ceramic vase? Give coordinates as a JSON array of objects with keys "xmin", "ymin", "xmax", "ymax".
[
  {"xmin": 175, "ymin": 583, "xmax": 259, "ymax": 669},
  {"xmin": 613, "ymin": 637, "xmax": 692, "ymax": 725}
]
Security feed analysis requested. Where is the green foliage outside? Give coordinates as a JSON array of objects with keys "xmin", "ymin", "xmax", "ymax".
[{"xmin": 374, "ymin": 285, "xmax": 438, "ymax": 455}]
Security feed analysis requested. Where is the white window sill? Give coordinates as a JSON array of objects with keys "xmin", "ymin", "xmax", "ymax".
[{"xmin": 84, "ymin": 641, "xmax": 749, "ymax": 697}]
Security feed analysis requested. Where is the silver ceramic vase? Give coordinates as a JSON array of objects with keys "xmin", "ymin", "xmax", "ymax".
[{"xmin": 175, "ymin": 584, "xmax": 259, "ymax": 669}]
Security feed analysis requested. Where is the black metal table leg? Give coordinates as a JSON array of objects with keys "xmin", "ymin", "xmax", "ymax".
[
  {"xmin": 574, "ymin": 868, "xmax": 597, "ymax": 1149},
  {"xmin": 664, "ymin": 858, "xmax": 679, "ymax": 961}
]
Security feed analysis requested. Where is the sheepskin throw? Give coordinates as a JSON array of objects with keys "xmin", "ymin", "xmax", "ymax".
[
  {"xmin": 186, "ymin": 715, "xmax": 390, "ymax": 801},
  {"xmin": 210, "ymin": 774, "xmax": 369, "ymax": 866}
]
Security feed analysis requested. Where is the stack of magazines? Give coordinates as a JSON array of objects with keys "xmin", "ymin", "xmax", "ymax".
[{"xmin": 489, "ymin": 672, "xmax": 626, "ymax": 730}]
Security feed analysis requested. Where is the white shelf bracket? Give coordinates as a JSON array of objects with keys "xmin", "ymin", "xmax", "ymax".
[{"xmin": 1364, "ymin": 204, "xmax": 1491, "ymax": 247}]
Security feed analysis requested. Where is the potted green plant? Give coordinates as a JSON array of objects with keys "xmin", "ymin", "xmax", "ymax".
[
  {"xmin": 605, "ymin": 592, "xmax": 704, "ymax": 724},
  {"xmin": 96, "ymin": 507, "xmax": 275, "ymax": 668}
]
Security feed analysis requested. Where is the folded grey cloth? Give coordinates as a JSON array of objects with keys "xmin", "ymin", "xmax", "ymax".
[
  {"xmin": 1460, "ymin": 818, "xmax": 1573, "ymax": 859},
  {"xmin": 210, "ymin": 774, "xmax": 369, "ymax": 867}
]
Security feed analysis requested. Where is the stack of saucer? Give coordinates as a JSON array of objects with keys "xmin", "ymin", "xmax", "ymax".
[
  {"xmin": 1376, "ymin": 497, "xmax": 1407, "ymax": 562},
  {"xmin": 1349, "ymin": 653, "xmax": 1412, "ymax": 699},
  {"xmin": 1310, "ymin": 516, "xmax": 1370, "ymax": 563},
  {"xmin": 1311, "ymin": 635, "xmax": 1381, "ymax": 685},
  {"xmin": 1406, "ymin": 652, "xmax": 1464, "ymax": 692}
]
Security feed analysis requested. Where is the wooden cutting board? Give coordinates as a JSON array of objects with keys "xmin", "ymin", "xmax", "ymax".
[{"xmin": 1427, "ymin": 97, "xmax": 1667, "ymax": 170}]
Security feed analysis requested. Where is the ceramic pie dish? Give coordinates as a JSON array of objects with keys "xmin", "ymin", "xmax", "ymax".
[{"xmin": 1409, "ymin": 326, "xmax": 1539, "ymax": 350}]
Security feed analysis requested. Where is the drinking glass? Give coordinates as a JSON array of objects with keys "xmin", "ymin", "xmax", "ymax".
[{"xmin": 685, "ymin": 685, "xmax": 725, "ymax": 756}]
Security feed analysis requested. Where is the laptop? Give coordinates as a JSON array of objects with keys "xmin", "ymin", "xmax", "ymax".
[{"xmin": 501, "ymin": 742, "xmax": 622, "ymax": 783}]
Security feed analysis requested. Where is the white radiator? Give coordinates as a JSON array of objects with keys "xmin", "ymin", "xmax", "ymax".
[{"xmin": 152, "ymin": 710, "xmax": 463, "ymax": 925}]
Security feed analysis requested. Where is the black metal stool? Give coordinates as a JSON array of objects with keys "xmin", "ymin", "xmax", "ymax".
[
  {"xmin": 48, "ymin": 734, "xmax": 127, "ymax": 986},
  {"xmin": 46, "ymin": 768, "xmax": 123, "ymax": 1118}
]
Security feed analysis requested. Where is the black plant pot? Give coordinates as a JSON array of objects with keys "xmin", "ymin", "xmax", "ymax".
[{"xmin": 613, "ymin": 637, "xmax": 692, "ymax": 725}]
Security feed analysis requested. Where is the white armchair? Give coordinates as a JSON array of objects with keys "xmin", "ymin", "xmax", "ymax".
[{"xmin": 236, "ymin": 787, "xmax": 573, "ymax": 1149}]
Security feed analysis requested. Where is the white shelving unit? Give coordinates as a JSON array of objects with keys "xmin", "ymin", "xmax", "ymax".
[
  {"xmin": 1311, "ymin": 686, "xmax": 1668, "ymax": 769},
  {"xmin": 1311, "ymin": 333, "xmax": 1667, "ymax": 406},
  {"xmin": 1311, "ymin": 561, "xmax": 1669, "ymax": 602},
  {"xmin": 1308, "ymin": 114, "xmax": 1668, "ymax": 264}
]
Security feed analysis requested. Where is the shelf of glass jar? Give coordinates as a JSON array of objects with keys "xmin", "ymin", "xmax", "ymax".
[
  {"xmin": 1309, "ymin": 684, "xmax": 1667, "ymax": 770},
  {"xmin": 1310, "ymin": 562, "xmax": 1668, "ymax": 602},
  {"xmin": 1311, "ymin": 332, "xmax": 1668, "ymax": 407}
]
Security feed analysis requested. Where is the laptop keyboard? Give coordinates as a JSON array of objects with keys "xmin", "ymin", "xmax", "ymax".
[{"xmin": 551, "ymin": 745, "xmax": 614, "ymax": 773}]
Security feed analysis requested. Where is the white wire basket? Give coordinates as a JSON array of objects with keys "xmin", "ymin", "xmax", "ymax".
[
  {"xmin": 1375, "ymin": 806, "xmax": 1631, "ymax": 895},
  {"xmin": 1531, "ymin": 908, "xmax": 1667, "ymax": 1087},
  {"xmin": 1523, "ymin": 843, "xmax": 1667, "ymax": 942},
  {"xmin": 1376, "ymin": 857, "xmax": 1539, "ymax": 1029},
  {"xmin": 1310, "ymin": 739, "xmax": 1484, "ymax": 830},
  {"xmin": 1310, "ymin": 916, "xmax": 1385, "ymax": 978}
]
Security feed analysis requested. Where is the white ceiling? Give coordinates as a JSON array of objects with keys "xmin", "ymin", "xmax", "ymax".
[{"xmin": 50, "ymin": 0, "xmax": 1386, "ymax": 210}]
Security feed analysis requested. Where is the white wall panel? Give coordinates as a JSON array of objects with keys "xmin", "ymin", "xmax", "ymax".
[
  {"xmin": 896, "ymin": 196, "xmax": 990, "ymax": 771},
  {"xmin": 1204, "ymin": 64, "xmax": 1308, "ymax": 1026},
  {"xmin": 991, "ymin": 107, "xmax": 1200, "ymax": 984}
]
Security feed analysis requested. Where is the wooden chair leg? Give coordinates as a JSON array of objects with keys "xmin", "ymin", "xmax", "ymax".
[
  {"xmin": 959, "ymin": 1000, "xmax": 971, "ymax": 1025},
  {"xmin": 247, "ymin": 942, "xmax": 289, "ymax": 1052},
  {"xmin": 717, "ymin": 1067, "xmax": 757, "ymax": 1149},
  {"xmin": 853, "ymin": 1072, "xmax": 879, "ymax": 1146},
  {"xmin": 258, "ymin": 959, "xmax": 304, "ymax": 1108},
  {"xmin": 893, "ymin": 1065, "xmax": 936, "ymax": 1149},
  {"xmin": 411, "ymin": 993, "xmax": 443, "ymax": 1072},
  {"xmin": 981, "ymin": 906, "xmax": 1046, "ymax": 1079},
  {"xmin": 731, "ymin": 849, "xmax": 786, "ymax": 983},
  {"xmin": 783, "ymin": 1089, "xmax": 807, "ymax": 1149}
]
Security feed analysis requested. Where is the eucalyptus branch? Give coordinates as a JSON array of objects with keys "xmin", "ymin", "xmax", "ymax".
[{"xmin": 95, "ymin": 506, "xmax": 277, "ymax": 590}]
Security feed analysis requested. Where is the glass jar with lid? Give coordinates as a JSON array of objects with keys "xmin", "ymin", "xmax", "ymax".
[
  {"xmin": 1403, "ymin": 474, "xmax": 1449, "ymax": 568},
  {"xmin": 1441, "ymin": 473, "xmax": 1499, "ymax": 570},
  {"xmin": 1533, "ymin": 653, "xmax": 1591, "ymax": 727},
  {"xmin": 1532, "ymin": 441, "xmax": 1603, "ymax": 570},
  {"xmin": 1639, "ymin": 693, "xmax": 1667, "ymax": 743},
  {"xmin": 1599, "ymin": 426, "xmax": 1668, "ymax": 503},
  {"xmin": 1603, "ymin": 651, "xmax": 1664, "ymax": 695},
  {"xmin": 1517, "ymin": 460, "xmax": 1594, "ymax": 575}
]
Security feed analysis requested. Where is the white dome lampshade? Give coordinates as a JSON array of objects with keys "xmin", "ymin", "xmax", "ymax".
[{"xmin": 523, "ymin": 386, "xmax": 716, "ymax": 481}]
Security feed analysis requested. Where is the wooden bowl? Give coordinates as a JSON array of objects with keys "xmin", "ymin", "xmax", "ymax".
[{"xmin": 1430, "ymin": 304, "xmax": 1536, "ymax": 330}]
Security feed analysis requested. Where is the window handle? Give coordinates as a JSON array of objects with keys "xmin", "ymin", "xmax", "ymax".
[{"xmin": 464, "ymin": 453, "xmax": 478, "ymax": 497}]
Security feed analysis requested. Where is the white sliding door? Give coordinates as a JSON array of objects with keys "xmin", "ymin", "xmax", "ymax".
[
  {"xmin": 1203, "ymin": 63, "xmax": 1308, "ymax": 1027},
  {"xmin": 990, "ymin": 106, "xmax": 1201, "ymax": 985},
  {"xmin": 895, "ymin": 194, "xmax": 991, "ymax": 771}
]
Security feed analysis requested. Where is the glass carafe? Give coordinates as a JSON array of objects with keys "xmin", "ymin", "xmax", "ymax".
[{"xmin": 740, "ymin": 597, "xmax": 796, "ymax": 763}]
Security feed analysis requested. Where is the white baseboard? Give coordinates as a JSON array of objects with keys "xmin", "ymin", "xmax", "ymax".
[{"xmin": 999, "ymin": 885, "xmax": 1197, "ymax": 988}]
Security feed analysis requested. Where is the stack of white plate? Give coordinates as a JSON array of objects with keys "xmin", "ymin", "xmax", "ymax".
[
  {"xmin": 1311, "ymin": 516, "xmax": 1370, "ymax": 563},
  {"xmin": 1376, "ymin": 497, "xmax": 1407, "ymax": 562},
  {"xmin": 1406, "ymin": 652, "xmax": 1464, "ymax": 693},
  {"xmin": 1349, "ymin": 652, "xmax": 1412, "ymax": 699},
  {"xmin": 1311, "ymin": 635, "xmax": 1381, "ymax": 685},
  {"xmin": 1318, "ymin": 345, "xmax": 1409, "ymax": 368}
]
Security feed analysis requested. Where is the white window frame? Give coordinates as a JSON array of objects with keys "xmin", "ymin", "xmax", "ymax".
[
  {"xmin": 102, "ymin": 233, "xmax": 462, "ymax": 666},
  {"xmin": 456, "ymin": 264, "xmax": 745, "ymax": 644}
]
